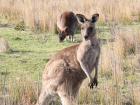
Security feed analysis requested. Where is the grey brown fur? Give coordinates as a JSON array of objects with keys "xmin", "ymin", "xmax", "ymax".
[{"xmin": 36, "ymin": 13, "xmax": 100, "ymax": 105}]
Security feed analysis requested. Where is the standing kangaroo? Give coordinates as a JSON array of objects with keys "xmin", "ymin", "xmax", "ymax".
[
  {"xmin": 57, "ymin": 11, "xmax": 78, "ymax": 42},
  {"xmin": 36, "ymin": 13, "xmax": 100, "ymax": 105}
]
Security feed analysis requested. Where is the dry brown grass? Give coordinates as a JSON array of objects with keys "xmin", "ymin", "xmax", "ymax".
[
  {"xmin": 0, "ymin": 0, "xmax": 140, "ymax": 32},
  {"xmin": 0, "ymin": 75, "xmax": 39, "ymax": 105},
  {"xmin": 93, "ymin": 27, "xmax": 140, "ymax": 105}
]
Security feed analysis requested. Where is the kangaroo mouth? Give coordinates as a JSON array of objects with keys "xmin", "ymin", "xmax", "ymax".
[
  {"xmin": 59, "ymin": 38, "xmax": 63, "ymax": 42},
  {"xmin": 59, "ymin": 36, "xmax": 65, "ymax": 42}
]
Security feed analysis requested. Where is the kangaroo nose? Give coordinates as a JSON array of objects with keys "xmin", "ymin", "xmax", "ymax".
[{"xmin": 84, "ymin": 35, "xmax": 88, "ymax": 39}]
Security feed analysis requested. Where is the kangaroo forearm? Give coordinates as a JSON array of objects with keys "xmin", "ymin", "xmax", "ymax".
[
  {"xmin": 79, "ymin": 62, "xmax": 92, "ymax": 82},
  {"xmin": 94, "ymin": 66, "xmax": 98, "ymax": 78},
  {"xmin": 94, "ymin": 56, "xmax": 99, "ymax": 79}
]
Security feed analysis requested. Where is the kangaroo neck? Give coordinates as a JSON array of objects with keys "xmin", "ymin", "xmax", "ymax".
[{"xmin": 81, "ymin": 36, "xmax": 98, "ymax": 47}]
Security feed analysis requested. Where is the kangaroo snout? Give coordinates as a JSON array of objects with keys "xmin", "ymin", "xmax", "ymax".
[
  {"xmin": 84, "ymin": 35, "xmax": 89, "ymax": 40},
  {"xmin": 59, "ymin": 35, "xmax": 65, "ymax": 42}
]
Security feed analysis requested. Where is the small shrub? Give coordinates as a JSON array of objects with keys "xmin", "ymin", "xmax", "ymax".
[{"xmin": 14, "ymin": 21, "xmax": 25, "ymax": 31}]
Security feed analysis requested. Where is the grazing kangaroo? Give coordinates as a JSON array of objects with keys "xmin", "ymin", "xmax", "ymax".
[
  {"xmin": 36, "ymin": 13, "xmax": 100, "ymax": 105},
  {"xmin": 57, "ymin": 11, "xmax": 78, "ymax": 42}
]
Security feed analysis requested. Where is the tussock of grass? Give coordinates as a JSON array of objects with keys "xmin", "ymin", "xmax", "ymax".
[{"xmin": 0, "ymin": 36, "xmax": 10, "ymax": 53}]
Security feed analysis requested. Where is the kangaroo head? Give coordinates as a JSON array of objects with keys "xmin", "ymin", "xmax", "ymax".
[
  {"xmin": 59, "ymin": 27, "xmax": 69, "ymax": 42},
  {"xmin": 76, "ymin": 13, "xmax": 99, "ymax": 40}
]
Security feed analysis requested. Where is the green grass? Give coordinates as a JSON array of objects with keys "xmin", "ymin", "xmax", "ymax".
[
  {"xmin": 0, "ymin": 23, "xmax": 140, "ymax": 80},
  {"xmin": 0, "ymin": 27, "xmax": 78, "ymax": 80}
]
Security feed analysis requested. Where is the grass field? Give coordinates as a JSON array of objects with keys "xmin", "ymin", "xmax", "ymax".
[
  {"xmin": 0, "ymin": 27, "xmax": 76, "ymax": 80},
  {"xmin": 0, "ymin": 23, "xmax": 140, "ymax": 105},
  {"xmin": 0, "ymin": 0, "xmax": 140, "ymax": 105},
  {"xmin": 0, "ymin": 26, "xmax": 78, "ymax": 105}
]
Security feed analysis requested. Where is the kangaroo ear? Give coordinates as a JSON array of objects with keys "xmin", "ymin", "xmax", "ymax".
[
  {"xmin": 76, "ymin": 14, "xmax": 87, "ymax": 24},
  {"xmin": 91, "ymin": 13, "xmax": 99, "ymax": 23}
]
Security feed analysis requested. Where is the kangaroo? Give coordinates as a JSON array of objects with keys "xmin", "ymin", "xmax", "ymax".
[
  {"xmin": 57, "ymin": 11, "xmax": 78, "ymax": 42},
  {"xmin": 36, "ymin": 13, "xmax": 100, "ymax": 105}
]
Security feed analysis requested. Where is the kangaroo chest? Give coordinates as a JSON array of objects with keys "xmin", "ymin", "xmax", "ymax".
[
  {"xmin": 86, "ymin": 46, "xmax": 99, "ymax": 69},
  {"xmin": 77, "ymin": 41, "xmax": 100, "ymax": 71}
]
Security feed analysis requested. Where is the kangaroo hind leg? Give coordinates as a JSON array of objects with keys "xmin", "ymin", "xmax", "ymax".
[
  {"xmin": 58, "ymin": 92, "xmax": 77, "ymax": 105},
  {"xmin": 36, "ymin": 89, "xmax": 56, "ymax": 105}
]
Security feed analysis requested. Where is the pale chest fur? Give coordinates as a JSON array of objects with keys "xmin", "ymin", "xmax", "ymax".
[{"xmin": 77, "ymin": 40, "xmax": 100, "ymax": 71}]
